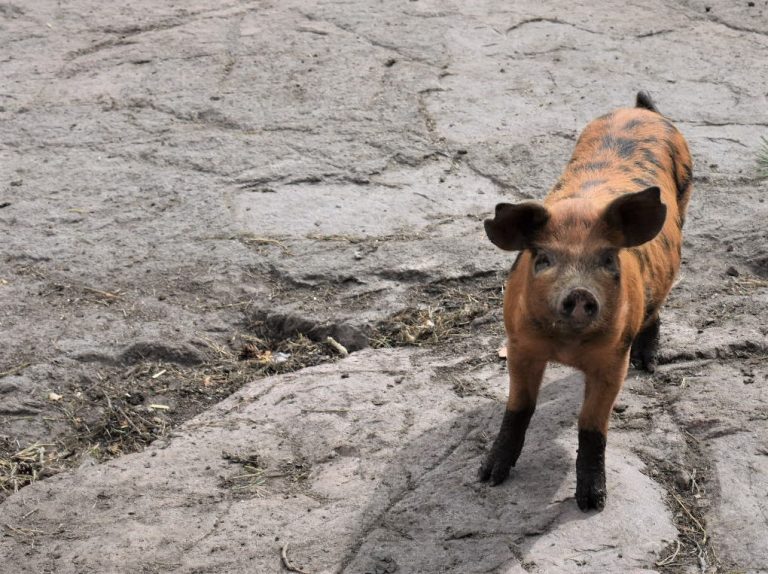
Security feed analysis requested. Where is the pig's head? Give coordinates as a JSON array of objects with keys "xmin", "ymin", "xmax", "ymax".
[{"xmin": 485, "ymin": 186, "xmax": 666, "ymax": 336}]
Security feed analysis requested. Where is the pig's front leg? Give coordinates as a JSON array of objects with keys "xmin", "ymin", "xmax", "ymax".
[
  {"xmin": 479, "ymin": 355, "xmax": 546, "ymax": 485},
  {"xmin": 576, "ymin": 356, "xmax": 629, "ymax": 511}
]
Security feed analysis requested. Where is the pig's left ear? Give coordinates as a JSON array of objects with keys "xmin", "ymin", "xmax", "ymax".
[
  {"xmin": 484, "ymin": 202, "xmax": 550, "ymax": 251},
  {"xmin": 602, "ymin": 186, "xmax": 667, "ymax": 247}
]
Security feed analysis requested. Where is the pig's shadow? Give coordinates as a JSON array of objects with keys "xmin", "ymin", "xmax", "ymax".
[{"xmin": 339, "ymin": 370, "xmax": 593, "ymax": 573}]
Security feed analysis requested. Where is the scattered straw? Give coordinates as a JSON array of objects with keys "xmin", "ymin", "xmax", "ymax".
[
  {"xmin": 221, "ymin": 451, "xmax": 268, "ymax": 496},
  {"xmin": 758, "ymin": 135, "xmax": 768, "ymax": 178},
  {"xmin": 80, "ymin": 286, "xmax": 121, "ymax": 299},
  {"xmin": 4, "ymin": 524, "xmax": 45, "ymax": 537},
  {"xmin": 656, "ymin": 539, "xmax": 681, "ymax": 567},
  {"xmin": 0, "ymin": 363, "xmax": 30, "ymax": 378},
  {"xmin": 325, "ymin": 336, "xmax": 349, "ymax": 357},
  {"xmin": 670, "ymin": 491, "xmax": 708, "ymax": 545},
  {"xmin": 0, "ymin": 444, "xmax": 62, "ymax": 495},
  {"xmin": 237, "ymin": 233, "xmax": 290, "ymax": 254},
  {"xmin": 371, "ymin": 302, "xmax": 487, "ymax": 348}
]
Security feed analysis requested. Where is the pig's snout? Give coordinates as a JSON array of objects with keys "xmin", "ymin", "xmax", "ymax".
[{"xmin": 558, "ymin": 288, "xmax": 600, "ymax": 326}]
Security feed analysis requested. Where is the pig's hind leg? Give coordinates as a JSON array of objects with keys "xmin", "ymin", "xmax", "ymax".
[{"xmin": 630, "ymin": 315, "xmax": 660, "ymax": 373}]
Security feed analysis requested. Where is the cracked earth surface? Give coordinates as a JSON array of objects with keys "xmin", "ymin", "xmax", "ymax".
[{"xmin": 1, "ymin": 1, "xmax": 767, "ymax": 572}]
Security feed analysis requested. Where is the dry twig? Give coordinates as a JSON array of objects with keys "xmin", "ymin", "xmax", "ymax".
[{"xmin": 281, "ymin": 543, "xmax": 310, "ymax": 574}]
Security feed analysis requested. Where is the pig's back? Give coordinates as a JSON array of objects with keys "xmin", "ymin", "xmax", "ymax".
[{"xmin": 547, "ymin": 106, "xmax": 693, "ymax": 326}]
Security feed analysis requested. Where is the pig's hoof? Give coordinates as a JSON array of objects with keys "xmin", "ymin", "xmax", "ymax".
[
  {"xmin": 641, "ymin": 355, "xmax": 657, "ymax": 373},
  {"xmin": 631, "ymin": 317, "xmax": 660, "ymax": 373},
  {"xmin": 479, "ymin": 409, "xmax": 532, "ymax": 485},
  {"xmin": 478, "ymin": 452, "xmax": 515, "ymax": 485},
  {"xmin": 576, "ymin": 476, "xmax": 606, "ymax": 511},
  {"xmin": 631, "ymin": 351, "xmax": 657, "ymax": 373}
]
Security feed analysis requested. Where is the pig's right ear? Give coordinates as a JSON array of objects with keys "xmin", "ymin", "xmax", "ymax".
[
  {"xmin": 484, "ymin": 202, "xmax": 550, "ymax": 251},
  {"xmin": 602, "ymin": 186, "xmax": 666, "ymax": 247}
]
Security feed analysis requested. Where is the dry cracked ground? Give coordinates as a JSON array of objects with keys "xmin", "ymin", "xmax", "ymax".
[{"xmin": 1, "ymin": 1, "xmax": 767, "ymax": 573}]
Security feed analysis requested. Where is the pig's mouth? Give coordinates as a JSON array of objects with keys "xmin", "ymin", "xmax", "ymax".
[
  {"xmin": 532, "ymin": 315, "xmax": 601, "ymax": 338},
  {"xmin": 553, "ymin": 317, "xmax": 598, "ymax": 333}
]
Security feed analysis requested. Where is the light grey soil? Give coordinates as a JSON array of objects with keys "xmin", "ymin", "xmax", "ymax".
[{"xmin": 1, "ymin": 1, "xmax": 767, "ymax": 572}]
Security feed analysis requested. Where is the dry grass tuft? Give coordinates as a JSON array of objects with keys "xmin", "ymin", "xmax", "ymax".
[
  {"xmin": 0, "ymin": 443, "xmax": 65, "ymax": 496},
  {"xmin": 236, "ymin": 332, "xmax": 333, "ymax": 375},
  {"xmin": 221, "ymin": 451, "xmax": 268, "ymax": 496},
  {"xmin": 370, "ymin": 287, "xmax": 497, "ymax": 347}
]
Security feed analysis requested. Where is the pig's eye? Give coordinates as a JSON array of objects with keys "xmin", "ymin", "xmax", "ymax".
[
  {"xmin": 534, "ymin": 252, "xmax": 553, "ymax": 273},
  {"xmin": 600, "ymin": 251, "xmax": 618, "ymax": 271}
]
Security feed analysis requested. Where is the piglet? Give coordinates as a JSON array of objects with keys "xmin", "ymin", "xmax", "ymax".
[{"xmin": 480, "ymin": 92, "xmax": 693, "ymax": 510}]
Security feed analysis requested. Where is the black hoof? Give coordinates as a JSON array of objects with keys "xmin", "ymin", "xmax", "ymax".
[
  {"xmin": 630, "ymin": 316, "xmax": 660, "ymax": 373},
  {"xmin": 576, "ymin": 429, "xmax": 607, "ymax": 511},
  {"xmin": 576, "ymin": 477, "xmax": 606, "ymax": 511},
  {"xmin": 478, "ymin": 407, "xmax": 534, "ymax": 486},
  {"xmin": 630, "ymin": 351, "xmax": 657, "ymax": 373},
  {"xmin": 478, "ymin": 452, "xmax": 515, "ymax": 485}
]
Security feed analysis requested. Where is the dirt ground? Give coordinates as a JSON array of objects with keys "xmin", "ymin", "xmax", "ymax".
[{"xmin": 1, "ymin": 0, "xmax": 767, "ymax": 572}]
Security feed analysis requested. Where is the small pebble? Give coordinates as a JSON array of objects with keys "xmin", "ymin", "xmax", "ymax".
[{"xmin": 674, "ymin": 469, "xmax": 691, "ymax": 490}]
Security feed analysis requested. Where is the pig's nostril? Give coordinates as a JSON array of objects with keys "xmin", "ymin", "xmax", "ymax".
[{"xmin": 560, "ymin": 289, "xmax": 599, "ymax": 321}]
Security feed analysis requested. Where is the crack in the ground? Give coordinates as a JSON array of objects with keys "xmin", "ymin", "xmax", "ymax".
[
  {"xmin": 221, "ymin": 12, "xmax": 244, "ymax": 82},
  {"xmin": 505, "ymin": 17, "xmax": 607, "ymax": 38},
  {"xmin": 111, "ymin": 150, "xmax": 230, "ymax": 177},
  {"xmin": 665, "ymin": 76, "xmax": 748, "ymax": 103},
  {"xmin": 659, "ymin": 339, "xmax": 768, "ymax": 365},
  {"xmin": 295, "ymin": 8, "xmax": 447, "ymax": 69},
  {"xmin": 187, "ymin": 499, "xmax": 235, "ymax": 549},
  {"xmin": 338, "ymin": 424, "xmax": 474, "ymax": 573},
  {"xmin": 465, "ymin": 160, "xmax": 527, "ymax": 196},
  {"xmin": 125, "ymin": 97, "xmax": 245, "ymax": 131},
  {"xmin": 705, "ymin": 14, "xmax": 768, "ymax": 39},
  {"xmin": 77, "ymin": 1, "xmax": 256, "ymax": 49},
  {"xmin": 635, "ymin": 28, "xmax": 676, "ymax": 38},
  {"xmin": 639, "ymin": 399, "xmax": 720, "ymax": 573},
  {"xmin": 674, "ymin": 118, "xmax": 768, "ymax": 128},
  {"xmin": 703, "ymin": 136, "xmax": 748, "ymax": 148}
]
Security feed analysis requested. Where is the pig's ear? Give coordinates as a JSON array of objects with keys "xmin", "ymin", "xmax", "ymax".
[
  {"xmin": 603, "ymin": 186, "xmax": 667, "ymax": 247},
  {"xmin": 484, "ymin": 202, "xmax": 550, "ymax": 251}
]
